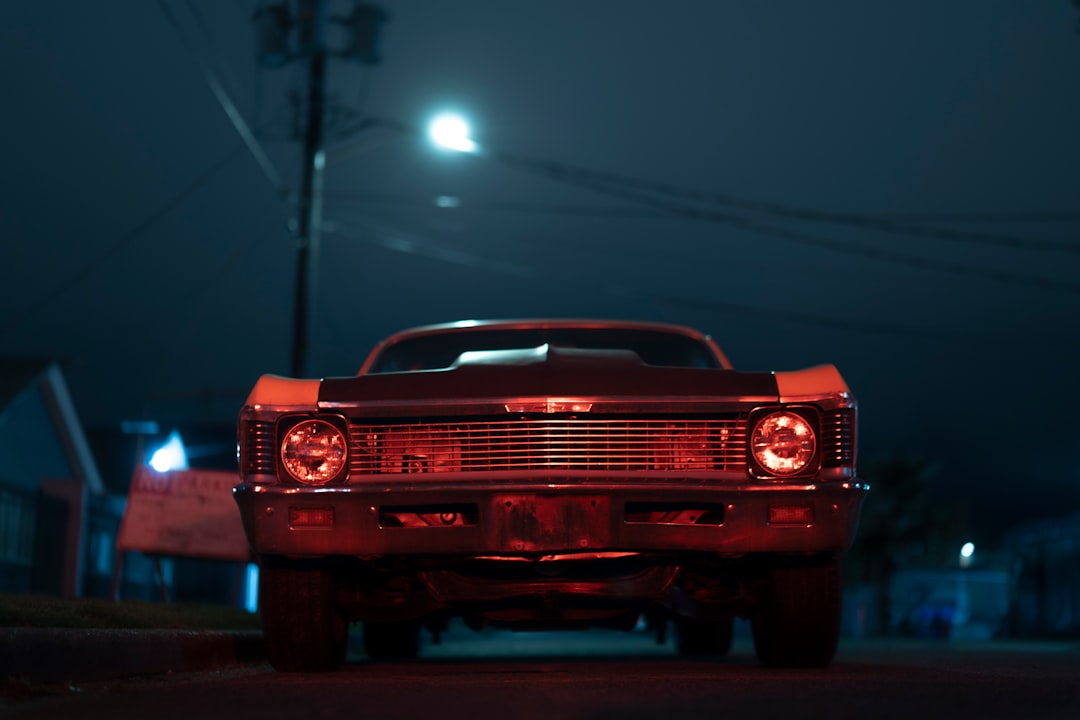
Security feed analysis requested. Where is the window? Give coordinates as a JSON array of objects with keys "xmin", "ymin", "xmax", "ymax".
[{"xmin": 0, "ymin": 488, "xmax": 35, "ymax": 566}]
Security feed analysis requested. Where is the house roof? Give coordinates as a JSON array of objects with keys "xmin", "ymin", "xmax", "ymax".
[
  {"xmin": 0, "ymin": 357, "xmax": 53, "ymax": 409},
  {"xmin": 1, "ymin": 358, "xmax": 105, "ymax": 495}
]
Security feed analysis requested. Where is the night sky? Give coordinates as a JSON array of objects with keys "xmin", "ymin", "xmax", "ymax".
[{"xmin": 2, "ymin": 1, "xmax": 1079, "ymax": 544}]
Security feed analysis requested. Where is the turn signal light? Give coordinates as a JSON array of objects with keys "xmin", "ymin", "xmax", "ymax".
[
  {"xmin": 289, "ymin": 507, "xmax": 335, "ymax": 528},
  {"xmin": 768, "ymin": 504, "xmax": 815, "ymax": 525}
]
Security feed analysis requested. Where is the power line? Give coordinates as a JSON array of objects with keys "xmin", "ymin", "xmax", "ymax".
[
  {"xmin": 325, "ymin": 219, "xmax": 534, "ymax": 279},
  {"xmin": 6, "ymin": 3, "xmax": 292, "ymax": 339},
  {"xmin": 323, "ymin": 217, "xmax": 959, "ymax": 341},
  {"xmin": 2, "ymin": 145, "xmax": 247, "ymax": 337},
  {"xmin": 158, "ymin": 0, "xmax": 287, "ymax": 198},
  {"xmin": 493, "ymin": 151, "xmax": 1080, "ymax": 255},
  {"xmin": 76, "ymin": 202, "xmax": 280, "ymax": 359},
  {"xmin": 321, "ymin": 190, "xmax": 1080, "ymax": 226},
  {"xmin": 874, "ymin": 211, "xmax": 1080, "ymax": 224},
  {"xmin": 359, "ymin": 117, "xmax": 1079, "ymax": 293},
  {"xmin": 367, "ymin": 116, "xmax": 1075, "ymax": 253},
  {"xmin": 324, "ymin": 204, "xmax": 836, "ymax": 277},
  {"xmin": 321, "ymin": 190, "xmax": 663, "ymax": 218},
  {"xmin": 496, "ymin": 155, "xmax": 1080, "ymax": 295}
]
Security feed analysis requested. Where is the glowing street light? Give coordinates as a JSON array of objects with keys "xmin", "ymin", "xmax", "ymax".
[
  {"xmin": 959, "ymin": 542, "xmax": 975, "ymax": 568},
  {"xmin": 428, "ymin": 113, "xmax": 478, "ymax": 153},
  {"xmin": 149, "ymin": 430, "xmax": 189, "ymax": 473}
]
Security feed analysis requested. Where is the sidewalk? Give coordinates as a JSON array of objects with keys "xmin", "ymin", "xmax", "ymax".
[{"xmin": 0, "ymin": 628, "xmax": 266, "ymax": 683}]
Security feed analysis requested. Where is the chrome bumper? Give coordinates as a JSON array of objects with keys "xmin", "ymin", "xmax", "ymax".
[{"xmin": 234, "ymin": 477, "xmax": 868, "ymax": 559}]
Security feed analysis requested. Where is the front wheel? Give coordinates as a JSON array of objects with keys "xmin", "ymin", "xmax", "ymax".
[
  {"xmin": 750, "ymin": 554, "xmax": 842, "ymax": 668},
  {"xmin": 260, "ymin": 558, "xmax": 348, "ymax": 672}
]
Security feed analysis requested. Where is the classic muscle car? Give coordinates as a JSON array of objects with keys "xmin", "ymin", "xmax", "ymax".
[{"xmin": 234, "ymin": 319, "xmax": 867, "ymax": 670}]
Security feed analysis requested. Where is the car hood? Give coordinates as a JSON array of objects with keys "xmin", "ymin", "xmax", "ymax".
[{"xmin": 319, "ymin": 344, "xmax": 779, "ymax": 411}]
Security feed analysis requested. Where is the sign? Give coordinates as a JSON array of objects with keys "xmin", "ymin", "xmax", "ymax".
[{"xmin": 116, "ymin": 466, "xmax": 250, "ymax": 562}]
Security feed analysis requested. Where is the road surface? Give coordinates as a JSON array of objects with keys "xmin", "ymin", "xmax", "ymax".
[{"xmin": 4, "ymin": 624, "xmax": 1079, "ymax": 720}]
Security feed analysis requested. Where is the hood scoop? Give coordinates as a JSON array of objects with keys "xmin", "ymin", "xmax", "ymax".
[{"xmin": 452, "ymin": 343, "xmax": 643, "ymax": 369}]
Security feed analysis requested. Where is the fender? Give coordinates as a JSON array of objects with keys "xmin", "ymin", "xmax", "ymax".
[
  {"xmin": 245, "ymin": 374, "xmax": 321, "ymax": 407},
  {"xmin": 773, "ymin": 364, "xmax": 854, "ymax": 406}
]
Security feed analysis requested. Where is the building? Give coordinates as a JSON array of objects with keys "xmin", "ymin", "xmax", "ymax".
[
  {"xmin": 1005, "ymin": 513, "xmax": 1080, "ymax": 638},
  {"xmin": 1, "ymin": 359, "xmax": 250, "ymax": 604},
  {"xmin": 0, "ymin": 359, "xmax": 111, "ymax": 597}
]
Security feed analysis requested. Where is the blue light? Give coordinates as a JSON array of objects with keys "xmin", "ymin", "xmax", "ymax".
[
  {"xmin": 245, "ymin": 563, "xmax": 260, "ymax": 613},
  {"xmin": 148, "ymin": 430, "xmax": 189, "ymax": 472}
]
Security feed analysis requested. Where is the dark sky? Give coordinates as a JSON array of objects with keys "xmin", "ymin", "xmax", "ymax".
[{"xmin": 2, "ymin": 1, "xmax": 1079, "ymax": 542}]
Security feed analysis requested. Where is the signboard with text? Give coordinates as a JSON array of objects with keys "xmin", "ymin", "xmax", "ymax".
[{"xmin": 116, "ymin": 466, "xmax": 250, "ymax": 562}]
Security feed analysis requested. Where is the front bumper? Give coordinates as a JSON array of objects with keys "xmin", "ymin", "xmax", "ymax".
[{"xmin": 233, "ymin": 476, "xmax": 868, "ymax": 559}]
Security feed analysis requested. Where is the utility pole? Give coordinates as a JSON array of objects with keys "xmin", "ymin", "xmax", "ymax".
[
  {"xmin": 292, "ymin": 0, "xmax": 327, "ymax": 379},
  {"xmin": 254, "ymin": 1, "xmax": 388, "ymax": 378}
]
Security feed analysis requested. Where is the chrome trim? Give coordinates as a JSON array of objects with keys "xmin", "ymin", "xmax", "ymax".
[
  {"xmin": 504, "ymin": 398, "xmax": 594, "ymax": 414},
  {"xmin": 348, "ymin": 417, "xmax": 749, "ymax": 474},
  {"xmin": 320, "ymin": 395, "xmax": 778, "ymax": 411}
]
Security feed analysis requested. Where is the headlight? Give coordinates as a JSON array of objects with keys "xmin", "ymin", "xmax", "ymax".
[
  {"xmin": 281, "ymin": 418, "xmax": 347, "ymax": 485},
  {"xmin": 751, "ymin": 410, "xmax": 816, "ymax": 476}
]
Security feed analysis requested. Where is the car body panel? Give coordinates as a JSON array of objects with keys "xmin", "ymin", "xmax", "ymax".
[{"xmin": 235, "ymin": 319, "xmax": 866, "ymax": 659}]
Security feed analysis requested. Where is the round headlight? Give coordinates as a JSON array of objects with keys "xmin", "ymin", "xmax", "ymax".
[
  {"xmin": 281, "ymin": 419, "xmax": 347, "ymax": 485},
  {"xmin": 751, "ymin": 411, "xmax": 816, "ymax": 475}
]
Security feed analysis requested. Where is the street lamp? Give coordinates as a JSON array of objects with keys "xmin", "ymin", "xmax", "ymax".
[
  {"xmin": 428, "ymin": 113, "xmax": 478, "ymax": 153},
  {"xmin": 960, "ymin": 542, "xmax": 975, "ymax": 569}
]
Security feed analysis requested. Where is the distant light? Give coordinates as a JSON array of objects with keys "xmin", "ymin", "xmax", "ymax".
[
  {"xmin": 428, "ymin": 113, "xmax": 477, "ymax": 153},
  {"xmin": 245, "ymin": 563, "xmax": 260, "ymax": 613},
  {"xmin": 960, "ymin": 541, "xmax": 975, "ymax": 568},
  {"xmin": 149, "ymin": 430, "xmax": 189, "ymax": 473},
  {"xmin": 435, "ymin": 195, "xmax": 461, "ymax": 208}
]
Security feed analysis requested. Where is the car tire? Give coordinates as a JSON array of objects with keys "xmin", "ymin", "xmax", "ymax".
[
  {"xmin": 750, "ymin": 554, "xmax": 842, "ymax": 668},
  {"xmin": 362, "ymin": 620, "xmax": 421, "ymax": 660},
  {"xmin": 674, "ymin": 617, "xmax": 735, "ymax": 656},
  {"xmin": 260, "ymin": 558, "xmax": 348, "ymax": 672}
]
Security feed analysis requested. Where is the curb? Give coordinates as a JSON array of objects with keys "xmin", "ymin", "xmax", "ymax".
[{"xmin": 0, "ymin": 629, "xmax": 266, "ymax": 683}]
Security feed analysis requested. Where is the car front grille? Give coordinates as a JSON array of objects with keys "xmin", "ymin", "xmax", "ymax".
[
  {"xmin": 241, "ymin": 420, "xmax": 276, "ymax": 475},
  {"xmin": 348, "ymin": 417, "xmax": 748, "ymax": 474},
  {"xmin": 820, "ymin": 409, "xmax": 856, "ymax": 467}
]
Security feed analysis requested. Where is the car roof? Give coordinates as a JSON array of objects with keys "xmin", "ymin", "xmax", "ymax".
[{"xmin": 358, "ymin": 319, "xmax": 732, "ymax": 373}]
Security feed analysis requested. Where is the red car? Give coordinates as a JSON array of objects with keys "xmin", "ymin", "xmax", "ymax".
[{"xmin": 234, "ymin": 319, "xmax": 867, "ymax": 670}]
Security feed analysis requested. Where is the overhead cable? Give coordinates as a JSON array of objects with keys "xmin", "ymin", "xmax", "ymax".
[
  {"xmin": 2, "ymin": 145, "xmax": 247, "ymax": 336},
  {"xmin": 497, "ymin": 154, "xmax": 1080, "ymax": 295},
  {"xmin": 323, "ymin": 217, "xmax": 957, "ymax": 341},
  {"xmin": 158, "ymin": 0, "xmax": 287, "ymax": 198},
  {"xmin": 494, "ymin": 152, "xmax": 1080, "ymax": 255}
]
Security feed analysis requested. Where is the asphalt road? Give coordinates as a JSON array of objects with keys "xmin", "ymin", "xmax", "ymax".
[{"xmin": 5, "ymin": 626, "xmax": 1079, "ymax": 720}]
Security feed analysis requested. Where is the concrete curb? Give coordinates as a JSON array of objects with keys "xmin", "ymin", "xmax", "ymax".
[{"xmin": 0, "ymin": 629, "xmax": 266, "ymax": 683}]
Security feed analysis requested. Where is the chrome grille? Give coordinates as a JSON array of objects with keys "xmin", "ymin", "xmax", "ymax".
[
  {"xmin": 241, "ymin": 420, "xmax": 277, "ymax": 475},
  {"xmin": 820, "ymin": 409, "xmax": 855, "ymax": 467},
  {"xmin": 348, "ymin": 418, "xmax": 747, "ymax": 474}
]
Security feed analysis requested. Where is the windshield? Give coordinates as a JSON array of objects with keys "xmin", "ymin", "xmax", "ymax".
[{"xmin": 366, "ymin": 328, "xmax": 721, "ymax": 373}]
